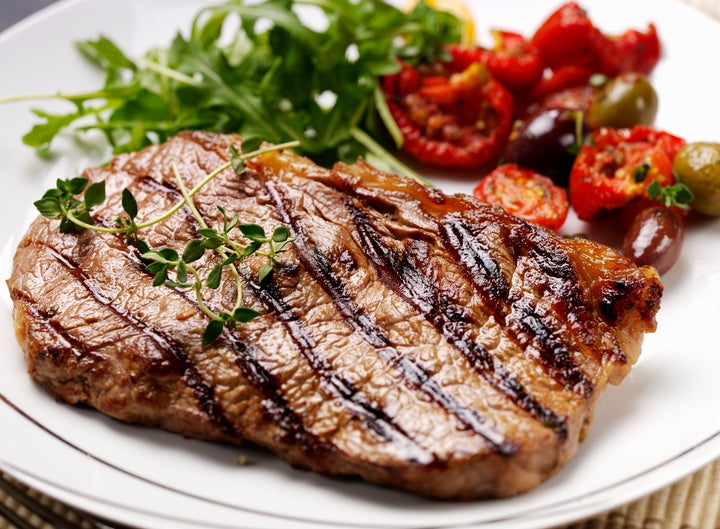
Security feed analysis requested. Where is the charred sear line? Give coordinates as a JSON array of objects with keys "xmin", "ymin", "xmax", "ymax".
[
  {"xmin": 221, "ymin": 332, "xmax": 328, "ymax": 453},
  {"xmin": 265, "ymin": 182, "xmax": 514, "ymax": 457},
  {"xmin": 40, "ymin": 243, "xmax": 238, "ymax": 439},
  {"xmin": 239, "ymin": 267, "xmax": 437, "ymax": 464},
  {"xmin": 351, "ymin": 204, "xmax": 567, "ymax": 437},
  {"xmin": 10, "ymin": 289, "xmax": 89, "ymax": 364},
  {"xmin": 507, "ymin": 223, "xmax": 597, "ymax": 395},
  {"xmin": 508, "ymin": 224, "xmax": 586, "ymax": 309},
  {"xmin": 440, "ymin": 218, "xmax": 509, "ymax": 310},
  {"xmin": 509, "ymin": 298, "xmax": 594, "ymax": 397},
  {"xmin": 97, "ymin": 165, "xmax": 334, "ymax": 458},
  {"xmin": 441, "ymin": 216, "xmax": 594, "ymax": 399}
]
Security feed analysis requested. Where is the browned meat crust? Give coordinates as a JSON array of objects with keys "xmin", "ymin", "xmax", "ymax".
[{"xmin": 7, "ymin": 131, "xmax": 662, "ymax": 500}]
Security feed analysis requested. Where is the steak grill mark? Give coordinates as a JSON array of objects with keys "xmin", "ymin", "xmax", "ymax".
[
  {"xmin": 239, "ymin": 272, "xmax": 437, "ymax": 464},
  {"xmin": 347, "ymin": 202, "xmax": 568, "ymax": 436},
  {"xmin": 97, "ymin": 177, "xmax": 337, "ymax": 459},
  {"xmin": 440, "ymin": 217, "xmax": 594, "ymax": 398},
  {"xmin": 32, "ymin": 242, "xmax": 239, "ymax": 438},
  {"xmin": 265, "ymin": 182, "xmax": 515, "ymax": 456},
  {"xmin": 10, "ymin": 289, "xmax": 89, "ymax": 364},
  {"xmin": 146, "ymin": 155, "xmax": 436, "ymax": 464}
]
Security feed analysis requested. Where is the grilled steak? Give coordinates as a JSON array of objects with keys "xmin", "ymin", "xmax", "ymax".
[{"xmin": 8, "ymin": 131, "xmax": 662, "ymax": 499}]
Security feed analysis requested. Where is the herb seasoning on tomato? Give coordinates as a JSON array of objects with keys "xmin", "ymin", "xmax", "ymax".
[
  {"xmin": 382, "ymin": 56, "xmax": 514, "ymax": 169},
  {"xmin": 569, "ymin": 125, "xmax": 686, "ymax": 220},
  {"xmin": 474, "ymin": 163, "xmax": 569, "ymax": 230}
]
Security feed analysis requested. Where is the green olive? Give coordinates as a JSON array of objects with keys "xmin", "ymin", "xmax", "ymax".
[
  {"xmin": 588, "ymin": 73, "xmax": 659, "ymax": 129},
  {"xmin": 673, "ymin": 142, "xmax": 720, "ymax": 216}
]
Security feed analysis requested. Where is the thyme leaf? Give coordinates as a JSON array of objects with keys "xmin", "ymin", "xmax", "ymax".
[{"xmin": 34, "ymin": 139, "xmax": 299, "ymax": 344}]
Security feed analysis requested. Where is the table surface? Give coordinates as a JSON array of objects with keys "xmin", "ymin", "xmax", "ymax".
[{"xmin": 1, "ymin": 0, "xmax": 58, "ymax": 32}]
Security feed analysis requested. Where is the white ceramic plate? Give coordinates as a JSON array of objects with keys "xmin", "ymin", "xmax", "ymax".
[{"xmin": 1, "ymin": 1, "xmax": 719, "ymax": 528}]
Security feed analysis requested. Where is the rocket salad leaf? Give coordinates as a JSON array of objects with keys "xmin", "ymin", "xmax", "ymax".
[{"xmin": 7, "ymin": 0, "xmax": 462, "ymax": 180}]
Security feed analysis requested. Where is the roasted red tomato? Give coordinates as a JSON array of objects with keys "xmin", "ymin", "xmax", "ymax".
[
  {"xmin": 592, "ymin": 23, "xmax": 661, "ymax": 77},
  {"xmin": 569, "ymin": 125, "xmax": 686, "ymax": 221},
  {"xmin": 531, "ymin": 2, "xmax": 600, "ymax": 71},
  {"xmin": 515, "ymin": 65, "xmax": 596, "ymax": 119},
  {"xmin": 382, "ymin": 58, "xmax": 514, "ymax": 169},
  {"xmin": 449, "ymin": 30, "xmax": 543, "ymax": 93},
  {"xmin": 531, "ymin": 2, "xmax": 661, "ymax": 77},
  {"xmin": 474, "ymin": 163, "xmax": 569, "ymax": 230}
]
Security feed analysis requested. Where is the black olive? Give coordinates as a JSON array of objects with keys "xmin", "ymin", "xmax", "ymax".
[
  {"xmin": 503, "ymin": 107, "xmax": 583, "ymax": 187},
  {"xmin": 622, "ymin": 206, "xmax": 684, "ymax": 275}
]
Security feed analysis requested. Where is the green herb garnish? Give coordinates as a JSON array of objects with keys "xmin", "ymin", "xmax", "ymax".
[
  {"xmin": 647, "ymin": 179, "xmax": 695, "ymax": 208},
  {"xmin": 566, "ymin": 109, "xmax": 585, "ymax": 156},
  {"xmin": 633, "ymin": 162, "xmax": 652, "ymax": 183},
  {"xmin": 34, "ymin": 140, "xmax": 299, "ymax": 345},
  {"xmin": 3, "ymin": 0, "xmax": 462, "ymax": 185}
]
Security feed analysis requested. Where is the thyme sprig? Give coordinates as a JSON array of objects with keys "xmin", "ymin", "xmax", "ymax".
[{"xmin": 34, "ymin": 140, "xmax": 299, "ymax": 344}]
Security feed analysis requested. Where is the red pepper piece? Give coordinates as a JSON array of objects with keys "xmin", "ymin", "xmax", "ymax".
[
  {"xmin": 531, "ymin": 2, "xmax": 601, "ymax": 71},
  {"xmin": 382, "ymin": 58, "xmax": 514, "ymax": 169},
  {"xmin": 449, "ymin": 30, "xmax": 543, "ymax": 93},
  {"xmin": 531, "ymin": 2, "xmax": 662, "ymax": 77},
  {"xmin": 592, "ymin": 23, "xmax": 661, "ymax": 77},
  {"xmin": 569, "ymin": 125, "xmax": 686, "ymax": 221},
  {"xmin": 515, "ymin": 65, "xmax": 596, "ymax": 120}
]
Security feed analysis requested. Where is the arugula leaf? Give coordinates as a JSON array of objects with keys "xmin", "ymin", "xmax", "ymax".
[
  {"xmin": 76, "ymin": 35, "xmax": 137, "ymax": 72},
  {"xmin": 23, "ymin": 109, "xmax": 90, "ymax": 157},
  {"xmin": 13, "ymin": 0, "xmax": 462, "ymax": 176}
]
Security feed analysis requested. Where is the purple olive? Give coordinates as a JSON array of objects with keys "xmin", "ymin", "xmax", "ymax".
[
  {"xmin": 622, "ymin": 206, "xmax": 684, "ymax": 275},
  {"xmin": 503, "ymin": 107, "xmax": 584, "ymax": 187}
]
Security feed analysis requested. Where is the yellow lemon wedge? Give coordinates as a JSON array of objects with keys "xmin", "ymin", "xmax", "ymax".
[{"xmin": 404, "ymin": 0, "xmax": 476, "ymax": 46}]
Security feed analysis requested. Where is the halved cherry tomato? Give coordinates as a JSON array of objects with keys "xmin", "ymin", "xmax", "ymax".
[
  {"xmin": 382, "ymin": 57, "xmax": 514, "ymax": 169},
  {"xmin": 449, "ymin": 30, "xmax": 543, "ymax": 93},
  {"xmin": 473, "ymin": 163, "xmax": 569, "ymax": 230},
  {"xmin": 569, "ymin": 125, "xmax": 686, "ymax": 221}
]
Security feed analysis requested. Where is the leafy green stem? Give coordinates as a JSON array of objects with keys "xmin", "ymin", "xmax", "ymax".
[
  {"xmin": 64, "ymin": 209, "xmax": 120, "ymax": 233},
  {"xmin": 0, "ymin": 85, "xmax": 141, "ymax": 106},
  {"xmin": 188, "ymin": 265, "xmax": 224, "ymax": 322},
  {"xmin": 171, "ymin": 162, "xmax": 247, "ymax": 312},
  {"xmin": 373, "ymin": 85, "xmax": 404, "ymax": 149},
  {"xmin": 135, "ymin": 140, "xmax": 300, "ymax": 230},
  {"xmin": 135, "ymin": 57, "xmax": 201, "ymax": 86}
]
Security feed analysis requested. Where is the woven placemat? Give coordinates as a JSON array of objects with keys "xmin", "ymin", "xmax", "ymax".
[
  {"xmin": 562, "ymin": 459, "xmax": 720, "ymax": 529},
  {"xmin": 2, "ymin": 0, "xmax": 720, "ymax": 528},
  {"xmin": 683, "ymin": 0, "xmax": 720, "ymax": 18}
]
